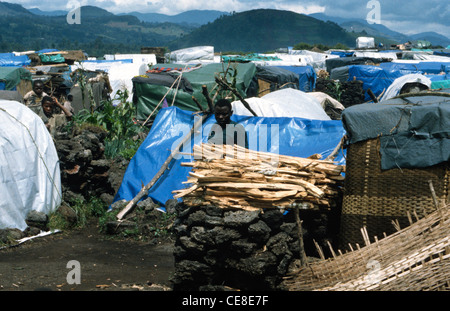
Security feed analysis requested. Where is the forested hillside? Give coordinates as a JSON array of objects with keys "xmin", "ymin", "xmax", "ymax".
[{"xmin": 167, "ymin": 9, "xmax": 357, "ymax": 52}]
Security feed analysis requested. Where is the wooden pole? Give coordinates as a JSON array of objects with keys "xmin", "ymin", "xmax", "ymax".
[
  {"xmin": 214, "ymin": 76, "xmax": 258, "ymax": 117},
  {"xmin": 294, "ymin": 207, "xmax": 308, "ymax": 267},
  {"xmin": 202, "ymin": 85, "xmax": 214, "ymax": 113},
  {"xmin": 116, "ymin": 113, "xmax": 209, "ymax": 220}
]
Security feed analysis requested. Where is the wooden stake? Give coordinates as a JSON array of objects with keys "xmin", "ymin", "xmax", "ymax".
[
  {"xmin": 295, "ymin": 207, "xmax": 308, "ymax": 267},
  {"xmin": 116, "ymin": 113, "xmax": 209, "ymax": 220}
]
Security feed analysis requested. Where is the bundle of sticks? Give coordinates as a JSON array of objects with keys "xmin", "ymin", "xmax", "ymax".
[{"xmin": 173, "ymin": 144, "xmax": 345, "ymax": 211}]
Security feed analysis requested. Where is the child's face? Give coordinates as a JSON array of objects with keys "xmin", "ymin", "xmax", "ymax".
[
  {"xmin": 42, "ymin": 100, "xmax": 53, "ymax": 116},
  {"xmin": 34, "ymin": 84, "xmax": 44, "ymax": 97}
]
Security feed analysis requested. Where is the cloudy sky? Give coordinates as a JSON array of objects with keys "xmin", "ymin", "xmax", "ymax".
[{"xmin": 9, "ymin": 0, "xmax": 450, "ymax": 37}]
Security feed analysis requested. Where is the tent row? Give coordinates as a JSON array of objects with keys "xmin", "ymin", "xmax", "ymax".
[{"xmin": 1, "ymin": 43, "xmax": 450, "ymax": 230}]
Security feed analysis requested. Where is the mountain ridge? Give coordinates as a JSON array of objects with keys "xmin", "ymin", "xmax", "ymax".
[
  {"xmin": 12, "ymin": 2, "xmax": 450, "ymax": 47},
  {"xmin": 310, "ymin": 12, "xmax": 450, "ymax": 47},
  {"xmin": 0, "ymin": 2, "xmax": 448, "ymax": 56}
]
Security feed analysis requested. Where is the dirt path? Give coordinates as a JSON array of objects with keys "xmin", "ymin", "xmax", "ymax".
[{"xmin": 0, "ymin": 220, "xmax": 175, "ymax": 291}]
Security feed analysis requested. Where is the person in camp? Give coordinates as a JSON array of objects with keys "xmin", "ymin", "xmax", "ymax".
[
  {"xmin": 24, "ymin": 80, "xmax": 48, "ymax": 112},
  {"xmin": 207, "ymin": 98, "xmax": 249, "ymax": 149},
  {"xmin": 62, "ymin": 94, "xmax": 75, "ymax": 115},
  {"xmin": 39, "ymin": 95, "xmax": 73, "ymax": 135}
]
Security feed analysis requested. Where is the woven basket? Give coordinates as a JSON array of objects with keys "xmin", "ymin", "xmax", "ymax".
[{"xmin": 340, "ymin": 138, "xmax": 449, "ymax": 249}]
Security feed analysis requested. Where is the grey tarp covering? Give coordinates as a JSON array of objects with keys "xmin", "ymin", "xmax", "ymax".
[
  {"xmin": 255, "ymin": 65, "xmax": 299, "ymax": 92},
  {"xmin": 325, "ymin": 57, "xmax": 390, "ymax": 73},
  {"xmin": 341, "ymin": 93, "xmax": 450, "ymax": 170}
]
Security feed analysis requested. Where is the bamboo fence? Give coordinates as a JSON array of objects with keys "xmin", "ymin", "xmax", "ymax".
[{"xmin": 283, "ymin": 201, "xmax": 450, "ymax": 291}]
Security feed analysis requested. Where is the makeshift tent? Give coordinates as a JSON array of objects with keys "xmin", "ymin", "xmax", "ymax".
[
  {"xmin": 72, "ymin": 59, "xmax": 149, "ymax": 104},
  {"xmin": 341, "ymin": 93, "xmax": 450, "ymax": 170},
  {"xmin": 231, "ymin": 88, "xmax": 331, "ymax": 120},
  {"xmin": 325, "ymin": 56, "xmax": 390, "ymax": 73},
  {"xmin": 356, "ymin": 37, "xmax": 375, "ymax": 49},
  {"xmin": 165, "ymin": 46, "xmax": 215, "ymax": 64},
  {"xmin": 0, "ymin": 100, "xmax": 62, "ymax": 230},
  {"xmin": 254, "ymin": 65, "xmax": 299, "ymax": 95},
  {"xmin": 276, "ymin": 65, "xmax": 316, "ymax": 92},
  {"xmin": 0, "ymin": 53, "xmax": 31, "ymax": 67},
  {"xmin": 113, "ymin": 106, "xmax": 346, "ymax": 207},
  {"xmin": 0, "ymin": 67, "xmax": 32, "ymax": 97},
  {"xmin": 379, "ymin": 74, "xmax": 432, "ymax": 102},
  {"xmin": 222, "ymin": 54, "xmax": 282, "ymax": 63},
  {"xmin": 380, "ymin": 61, "xmax": 450, "ymax": 75},
  {"xmin": 336, "ymin": 65, "xmax": 418, "ymax": 101},
  {"xmin": 330, "ymin": 51, "xmax": 355, "ymax": 58},
  {"xmin": 289, "ymin": 50, "xmax": 339, "ymax": 70},
  {"xmin": 104, "ymin": 53, "xmax": 157, "ymax": 66},
  {"xmin": 133, "ymin": 63, "xmax": 258, "ymax": 121}
]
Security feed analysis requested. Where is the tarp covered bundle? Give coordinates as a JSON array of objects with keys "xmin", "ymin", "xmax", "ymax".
[
  {"xmin": 255, "ymin": 65, "xmax": 299, "ymax": 92},
  {"xmin": 113, "ymin": 106, "xmax": 346, "ymax": 207},
  {"xmin": 165, "ymin": 46, "xmax": 215, "ymax": 64},
  {"xmin": 0, "ymin": 67, "xmax": 32, "ymax": 91},
  {"xmin": 0, "ymin": 100, "xmax": 62, "ymax": 230},
  {"xmin": 0, "ymin": 53, "xmax": 31, "ymax": 67},
  {"xmin": 342, "ymin": 92, "xmax": 450, "ymax": 170},
  {"xmin": 333, "ymin": 65, "xmax": 418, "ymax": 101},
  {"xmin": 232, "ymin": 88, "xmax": 331, "ymax": 120},
  {"xmin": 276, "ymin": 65, "xmax": 316, "ymax": 92}
]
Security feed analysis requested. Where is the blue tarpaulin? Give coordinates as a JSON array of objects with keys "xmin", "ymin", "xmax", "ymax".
[
  {"xmin": 113, "ymin": 106, "xmax": 346, "ymax": 207},
  {"xmin": 348, "ymin": 65, "xmax": 415, "ymax": 101},
  {"xmin": 276, "ymin": 66, "xmax": 317, "ymax": 92},
  {"xmin": 379, "ymin": 62, "xmax": 450, "ymax": 75},
  {"xmin": 0, "ymin": 53, "xmax": 31, "ymax": 67},
  {"xmin": 330, "ymin": 51, "xmax": 355, "ymax": 58}
]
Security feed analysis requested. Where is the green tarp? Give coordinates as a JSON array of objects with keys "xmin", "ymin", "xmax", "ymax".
[
  {"xmin": 432, "ymin": 80, "xmax": 450, "ymax": 90},
  {"xmin": 133, "ymin": 63, "xmax": 257, "ymax": 121},
  {"xmin": 39, "ymin": 53, "xmax": 65, "ymax": 63},
  {"xmin": 0, "ymin": 67, "xmax": 32, "ymax": 90}
]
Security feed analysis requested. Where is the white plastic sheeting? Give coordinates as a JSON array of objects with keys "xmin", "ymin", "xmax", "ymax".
[
  {"xmin": 252, "ymin": 53, "xmax": 311, "ymax": 66},
  {"xmin": 165, "ymin": 46, "xmax": 215, "ymax": 64},
  {"xmin": 232, "ymin": 88, "xmax": 331, "ymax": 120},
  {"xmin": 72, "ymin": 60, "xmax": 150, "ymax": 104},
  {"xmin": 353, "ymin": 51, "xmax": 398, "ymax": 60},
  {"xmin": 380, "ymin": 74, "xmax": 432, "ymax": 102},
  {"xmin": 105, "ymin": 53, "xmax": 157, "ymax": 66},
  {"xmin": 356, "ymin": 37, "xmax": 375, "ymax": 49},
  {"xmin": 289, "ymin": 50, "xmax": 339, "ymax": 70},
  {"xmin": 0, "ymin": 100, "xmax": 62, "ymax": 230},
  {"xmin": 308, "ymin": 92, "xmax": 346, "ymax": 111}
]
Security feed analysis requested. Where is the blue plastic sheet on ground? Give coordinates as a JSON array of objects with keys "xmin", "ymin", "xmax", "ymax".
[
  {"xmin": 276, "ymin": 66, "xmax": 317, "ymax": 92},
  {"xmin": 112, "ymin": 106, "xmax": 346, "ymax": 208}
]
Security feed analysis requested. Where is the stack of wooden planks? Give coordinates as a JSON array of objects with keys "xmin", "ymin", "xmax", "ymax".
[{"xmin": 173, "ymin": 143, "xmax": 345, "ymax": 211}]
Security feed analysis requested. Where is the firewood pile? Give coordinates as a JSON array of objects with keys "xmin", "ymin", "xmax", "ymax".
[{"xmin": 173, "ymin": 143, "xmax": 345, "ymax": 211}]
